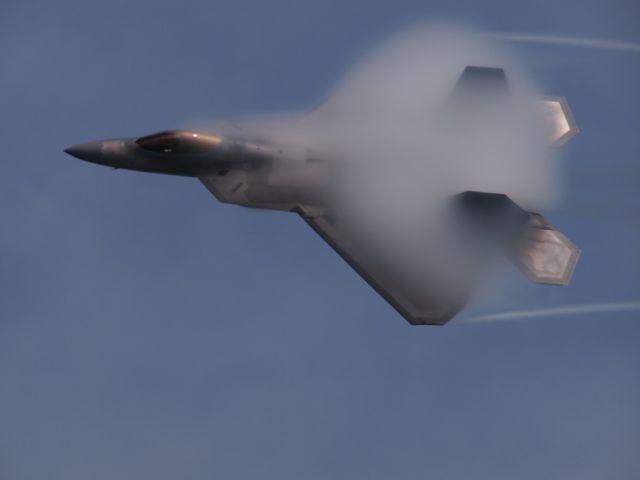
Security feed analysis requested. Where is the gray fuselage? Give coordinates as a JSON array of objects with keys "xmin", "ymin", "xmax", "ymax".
[{"xmin": 65, "ymin": 128, "xmax": 330, "ymax": 213}]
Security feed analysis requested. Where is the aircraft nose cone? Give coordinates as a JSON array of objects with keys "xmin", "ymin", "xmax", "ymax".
[{"xmin": 64, "ymin": 141, "xmax": 103, "ymax": 163}]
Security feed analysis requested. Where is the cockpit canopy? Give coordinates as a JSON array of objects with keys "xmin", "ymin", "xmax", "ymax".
[{"xmin": 136, "ymin": 130, "xmax": 222, "ymax": 154}]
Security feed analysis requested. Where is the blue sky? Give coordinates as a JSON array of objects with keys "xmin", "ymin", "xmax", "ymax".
[{"xmin": 0, "ymin": 0, "xmax": 638, "ymax": 478}]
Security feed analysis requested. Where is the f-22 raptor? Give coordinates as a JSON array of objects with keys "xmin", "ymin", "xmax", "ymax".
[{"xmin": 66, "ymin": 66, "xmax": 579, "ymax": 325}]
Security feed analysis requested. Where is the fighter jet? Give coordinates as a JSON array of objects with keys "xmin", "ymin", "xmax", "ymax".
[{"xmin": 65, "ymin": 65, "xmax": 579, "ymax": 325}]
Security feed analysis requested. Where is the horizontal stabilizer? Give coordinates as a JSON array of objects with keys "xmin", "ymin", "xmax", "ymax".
[
  {"xmin": 538, "ymin": 96, "xmax": 579, "ymax": 145},
  {"xmin": 515, "ymin": 213, "xmax": 581, "ymax": 285},
  {"xmin": 452, "ymin": 192, "xmax": 581, "ymax": 286}
]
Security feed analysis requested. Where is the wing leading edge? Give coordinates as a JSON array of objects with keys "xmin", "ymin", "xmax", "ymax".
[{"xmin": 296, "ymin": 206, "xmax": 467, "ymax": 326}]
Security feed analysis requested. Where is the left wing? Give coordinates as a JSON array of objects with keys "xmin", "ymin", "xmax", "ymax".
[
  {"xmin": 297, "ymin": 190, "xmax": 581, "ymax": 326},
  {"xmin": 296, "ymin": 205, "xmax": 469, "ymax": 326}
]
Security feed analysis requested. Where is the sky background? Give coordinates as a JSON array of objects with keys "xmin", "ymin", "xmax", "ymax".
[{"xmin": 0, "ymin": 0, "xmax": 639, "ymax": 479}]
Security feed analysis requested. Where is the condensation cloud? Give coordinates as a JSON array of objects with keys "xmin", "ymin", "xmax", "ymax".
[
  {"xmin": 190, "ymin": 23, "xmax": 559, "ymax": 308},
  {"xmin": 202, "ymin": 23, "xmax": 563, "ymax": 307},
  {"xmin": 309, "ymin": 23, "xmax": 558, "ymax": 302}
]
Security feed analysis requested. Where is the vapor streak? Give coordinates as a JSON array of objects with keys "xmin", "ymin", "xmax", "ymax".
[
  {"xmin": 493, "ymin": 33, "xmax": 640, "ymax": 53},
  {"xmin": 459, "ymin": 301, "xmax": 640, "ymax": 323}
]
